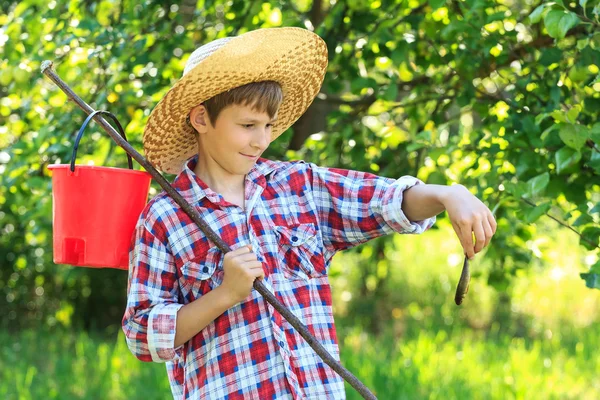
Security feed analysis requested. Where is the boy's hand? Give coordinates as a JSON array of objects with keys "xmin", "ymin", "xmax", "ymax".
[
  {"xmin": 440, "ymin": 185, "xmax": 497, "ymax": 260},
  {"xmin": 220, "ymin": 245, "xmax": 264, "ymax": 304}
]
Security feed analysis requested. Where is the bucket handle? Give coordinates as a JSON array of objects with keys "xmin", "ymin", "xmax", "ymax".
[{"xmin": 70, "ymin": 110, "xmax": 134, "ymax": 172}]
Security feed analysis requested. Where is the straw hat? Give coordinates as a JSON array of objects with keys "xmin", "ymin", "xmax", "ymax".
[{"xmin": 143, "ymin": 27, "xmax": 329, "ymax": 174}]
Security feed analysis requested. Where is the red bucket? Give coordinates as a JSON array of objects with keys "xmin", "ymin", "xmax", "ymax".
[{"xmin": 47, "ymin": 110, "xmax": 152, "ymax": 269}]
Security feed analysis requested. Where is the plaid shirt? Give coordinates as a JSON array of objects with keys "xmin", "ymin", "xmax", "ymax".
[{"xmin": 122, "ymin": 154, "xmax": 435, "ymax": 399}]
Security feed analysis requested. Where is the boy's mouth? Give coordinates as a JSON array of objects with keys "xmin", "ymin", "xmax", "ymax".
[{"xmin": 240, "ymin": 153, "xmax": 259, "ymax": 159}]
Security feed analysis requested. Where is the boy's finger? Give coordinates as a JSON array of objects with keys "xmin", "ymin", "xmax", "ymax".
[
  {"xmin": 245, "ymin": 261, "xmax": 263, "ymax": 270},
  {"xmin": 456, "ymin": 221, "xmax": 475, "ymax": 259},
  {"xmin": 452, "ymin": 221, "xmax": 472, "ymax": 260},
  {"xmin": 482, "ymin": 218, "xmax": 494, "ymax": 248},
  {"xmin": 250, "ymin": 266, "xmax": 265, "ymax": 280},
  {"xmin": 236, "ymin": 253, "xmax": 260, "ymax": 263},
  {"xmin": 488, "ymin": 213, "xmax": 497, "ymax": 235},
  {"xmin": 473, "ymin": 222, "xmax": 486, "ymax": 253},
  {"xmin": 232, "ymin": 246, "xmax": 252, "ymax": 255}
]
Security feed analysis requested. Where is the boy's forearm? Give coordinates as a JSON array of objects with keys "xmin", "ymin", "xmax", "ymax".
[
  {"xmin": 401, "ymin": 183, "xmax": 452, "ymax": 222},
  {"xmin": 174, "ymin": 285, "xmax": 237, "ymax": 348}
]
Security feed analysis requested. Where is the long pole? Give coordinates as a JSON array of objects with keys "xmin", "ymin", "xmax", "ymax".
[{"xmin": 41, "ymin": 60, "xmax": 377, "ymax": 400}]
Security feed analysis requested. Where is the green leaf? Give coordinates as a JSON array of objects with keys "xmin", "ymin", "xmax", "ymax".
[
  {"xmin": 577, "ymin": 38, "xmax": 590, "ymax": 50},
  {"xmin": 591, "ymin": 202, "xmax": 600, "ymax": 215},
  {"xmin": 540, "ymin": 123, "xmax": 559, "ymax": 141},
  {"xmin": 487, "ymin": 12, "xmax": 506, "ymax": 23},
  {"xmin": 544, "ymin": 10, "xmax": 581, "ymax": 39},
  {"xmin": 534, "ymin": 112, "xmax": 551, "ymax": 125},
  {"xmin": 383, "ymin": 82, "xmax": 398, "ymax": 101},
  {"xmin": 524, "ymin": 202, "xmax": 551, "ymax": 223},
  {"xmin": 581, "ymin": 226, "xmax": 600, "ymax": 250},
  {"xmin": 350, "ymin": 77, "xmax": 377, "ymax": 94},
  {"xmin": 590, "ymin": 260, "xmax": 600, "ymax": 275},
  {"xmin": 580, "ymin": 0, "xmax": 588, "ymax": 8},
  {"xmin": 580, "ymin": 273, "xmax": 600, "ymax": 289},
  {"xmin": 573, "ymin": 213, "xmax": 594, "ymax": 227},
  {"xmin": 504, "ymin": 181, "xmax": 528, "ymax": 198},
  {"xmin": 430, "ymin": 0, "xmax": 446, "ymax": 10},
  {"xmin": 551, "ymin": 110, "xmax": 567, "ymax": 123},
  {"xmin": 588, "ymin": 151, "xmax": 600, "ymax": 174},
  {"xmin": 526, "ymin": 172, "xmax": 550, "ymax": 197},
  {"xmin": 558, "ymin": 123, "xmax": 589, "ymax": 150},
  {"xmin": 566, "ymin": 106, "xmax": 581, "ymax": 123},
  {"xmin": 406, "ymin": 142, "xmax": 427, "ymax": 152},
  {"xmin": 555, "ymin": 146, "xmax": 581, "ymax": 174},
  {"xmin": 539, "ymin": 48, "xmax": 563, "ymax": 66},
  {"xmin": 590, "ymin": 123, "xmax": 600, "ymax": 143},
  {"xmin": 529, "ymin": 5, "xmax": 546, "ymax": 24},
  {"xmin": 391, "ymin": 42, "xmax": 408, "ymax": 65}
]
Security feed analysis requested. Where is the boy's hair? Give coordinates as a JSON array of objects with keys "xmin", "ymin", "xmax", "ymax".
[{"xmin": 186, "ymin": 81, "xmax": 283, "ymax": 133}]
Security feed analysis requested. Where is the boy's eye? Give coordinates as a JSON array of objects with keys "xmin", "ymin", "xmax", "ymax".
[{"xmin": 242, "ymin": 124, "xmax": 273, "ymax": 128}]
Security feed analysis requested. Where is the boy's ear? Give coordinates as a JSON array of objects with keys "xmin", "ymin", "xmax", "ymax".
[{"xmin": 189, "ymin": 104, "xmax": 209, "ymax": 133}]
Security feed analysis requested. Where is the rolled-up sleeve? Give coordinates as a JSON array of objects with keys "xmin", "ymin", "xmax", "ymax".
[
  {"xmin": 306, "ymin": 162, "xmax": 436, "ymax": 252},
  {"xmin": 122, "ymin": 219, "xmax": 184, "ymax": 363}
]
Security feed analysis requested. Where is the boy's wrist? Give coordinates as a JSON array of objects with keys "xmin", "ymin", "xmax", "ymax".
[
  {"xmin": 213, "ymin": 285, "xmax": 239, "ymax": 309},
  {"xmin": 437, "ymin": 184, "xmax": 465, "ymax": 207}
]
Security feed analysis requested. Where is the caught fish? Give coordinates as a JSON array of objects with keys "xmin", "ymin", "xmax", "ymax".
[{"xmin": 455, "ymin": 256, "xmax": 471, "ymax": 305}]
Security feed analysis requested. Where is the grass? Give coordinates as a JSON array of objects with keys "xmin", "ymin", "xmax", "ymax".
[
  {"xmin": 1, "ymin": 322, "xmax": 599, "ymax": 399},
  {"xmin": 0, "ymin": 328, "xmax": 171, "ymax": 400},
  {"xmin": 340, "ymin": 325, "xmax": 600, "ymax": 399}
]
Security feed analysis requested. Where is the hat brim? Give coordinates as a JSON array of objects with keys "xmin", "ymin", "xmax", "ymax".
[{"xmin": 143, "ymin": 27, "xmax": 328, "ymax": 174}]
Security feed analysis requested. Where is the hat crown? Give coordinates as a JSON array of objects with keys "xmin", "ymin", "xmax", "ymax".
[{"xmin": 183, "ymin": 37, "xmax": 234, "ymax": 76}]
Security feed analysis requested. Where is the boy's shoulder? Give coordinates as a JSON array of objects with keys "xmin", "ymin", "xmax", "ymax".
[{"xmin": 135, "ymin": 190, "xmax": 176, "ymax": 234}]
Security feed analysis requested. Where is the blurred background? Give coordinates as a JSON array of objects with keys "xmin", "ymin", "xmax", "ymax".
[{"xmin": 1, "ymin": 0, "xmax": 599, "ymax": 398}]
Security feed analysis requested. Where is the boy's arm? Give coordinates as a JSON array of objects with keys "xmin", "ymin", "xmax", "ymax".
[
  {"xmin": 123, "ymin": 222, "xmax": 263, "ymax": 360},
  {"xmin": 401, "ymin": 183, "xmax": 449, "ymax": 222},
  {"xmin": 121, "ymin": 219, "xmax": 239, "ymax": 362},
  {"xmin": 122, "ymin": 221, "xmax": 185, "ymax": 362},
  {"xmin": 173, "ymin": 285, "xmax": 235, "ymax": 348},
  {"xmin": 305, "ymin": 162, "xmax": 438, "ymax": 253}
]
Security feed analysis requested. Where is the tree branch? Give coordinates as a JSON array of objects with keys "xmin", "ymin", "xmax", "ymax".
[{"xmin": 520, "ymin": 197, "xmax": 599, "ymax": 249}]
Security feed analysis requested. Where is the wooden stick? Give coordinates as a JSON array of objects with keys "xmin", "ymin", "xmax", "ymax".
[{"xmin": 40, "ymin": 60, "xmax": 377, "ymax": 400}]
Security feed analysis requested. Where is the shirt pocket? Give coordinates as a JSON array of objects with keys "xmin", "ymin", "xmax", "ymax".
[
  {"xmin": 275, "ymin": 223, "xmax": 326, "ymax": 281},
  {"xmin": 179, "ymin": 246, "xmax": 224, "ymax": 300}
]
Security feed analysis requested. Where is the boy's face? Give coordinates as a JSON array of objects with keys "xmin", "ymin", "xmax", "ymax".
[{"xmin": 189, "ymin": 103, "xmax": 278, "ymax": 177}]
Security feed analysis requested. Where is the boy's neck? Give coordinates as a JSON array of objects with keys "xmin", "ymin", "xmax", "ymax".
[{"xmin": 193, "ymin": 157, "xmax": 246, "ymax": 200}]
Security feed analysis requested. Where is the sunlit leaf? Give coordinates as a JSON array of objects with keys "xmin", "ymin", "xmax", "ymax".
[
  {"xmin": 558, "ymin": 123, "xmax": 589, "ymax": 150},
  {"xmin": 529, "ymin": 4, "xmax": 546, "ymax": 24},
  {"xmin": 526, "ymin": 172, "xmax": 550, "ymax": 198},
  {"xmin": 523, "ymin": 201, "xmax": 551, "ymax": 223},
  {"xmin": 555, "ymin": 146, "xmax": 581, "ymax": 174},
  {"xmin": 544, "ymin": 10, "xmax": 580, "ymax": 39}
]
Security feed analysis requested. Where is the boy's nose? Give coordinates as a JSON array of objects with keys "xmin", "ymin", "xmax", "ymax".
[{"xmin": 252, "ymin": 127, "xmax": 271, "ymax": 150}]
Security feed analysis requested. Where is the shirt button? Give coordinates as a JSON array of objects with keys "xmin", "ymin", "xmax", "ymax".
[
  {"xmin": 279, "ymin": 340, "xmax": 285, "ymax": 348},
  {"xmin": 291, "ymin": 236, "xmax": 298, "ymax": 243},
  {"xmin": 202, "ymin": 266, "xmax": 209, "ymax": 273}
]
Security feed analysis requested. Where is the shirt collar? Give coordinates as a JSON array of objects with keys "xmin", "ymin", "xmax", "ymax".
[{"xmin": 171, "ymin": 154, "xmax": 280, "ymax": 204}]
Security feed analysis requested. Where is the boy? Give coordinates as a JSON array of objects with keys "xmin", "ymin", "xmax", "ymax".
[{"xmin": 122, "ymin": 27, "xmax": 496, "ymax": 399}]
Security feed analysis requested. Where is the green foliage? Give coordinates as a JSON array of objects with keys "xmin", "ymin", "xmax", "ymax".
[{"xmin": 0, "ymin": 0, "xmax": 599, "ymax": 332}]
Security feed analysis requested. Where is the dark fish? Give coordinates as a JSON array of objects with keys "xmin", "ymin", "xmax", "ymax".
[{"xmin": 455, "ymin": 256, "xmax": 471, "ymax": 305}]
